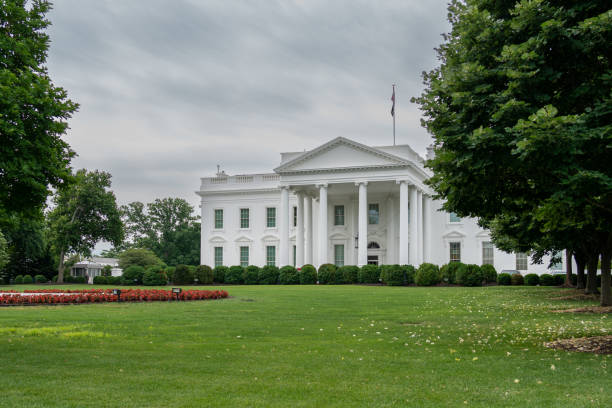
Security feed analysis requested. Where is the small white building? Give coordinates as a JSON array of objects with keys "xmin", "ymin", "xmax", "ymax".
[
  {"xmin": 71, "ymin": 257, "xmax": 122, "ymax": 284},
  {"xmin": 197, "ymin": 137, "xmax": 567, "ymax": 274}
]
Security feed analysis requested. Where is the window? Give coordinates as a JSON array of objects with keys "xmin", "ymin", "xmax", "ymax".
[
  {"xmin": 266, "ymin": 207, "xmax": 276, "ymax": 228},
  {"xmin": 214, "ymin": 209, "xmax": 223, "ymax": 229},
  {"xmin": 334, "ymin": 244, "xmax": 344, "ymax": 267},
  {"xmin": 334, "ymin": 205, "xmax": 345, "ymax": 226},
  {"xmin": 482, "ymin": 242, "xmax": 494, "ymax": 265},
  {"xmin": 293, "ymin": 206, "xmax": 297, "ymax": 227},
  {"xmin": 449, "ymin": 212, "xmax": 461, "ymax": 223},
  {"xmin": 293, "ymin": 245, "xmax": 296, "ymax": 267},
  {"xmin": 214, "ymin": 247, "xmax": 223, "ymax": 267},
  {"xmin": 367, "ymin": 241, "xmax": 380, "ymax": 249},
  {"xmin": 240, "ymin": 208, "xmax": 249, "ymax": 229},
  {"xmin": 266, "ymin": 246, "xmax": 276, "ymax": 266},
  {"xmin": 516, "ymin": 252, "xmax": 528, "ymax": 271},
  {"xmin": 450, "ymin": 242, "xmax": 461, "ymax": 263},
  {"xmin": 240, "ymin": 246, "xmax": 249, "ymax": 267},
  {"xmin": 368, "ymin": 203, "xmax": 379, "ymax": 224}
]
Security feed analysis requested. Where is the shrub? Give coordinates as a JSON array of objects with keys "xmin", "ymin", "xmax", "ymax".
[
  {"xmin": 143, "ymin": 270, "xmax": 167, "ymax": 286},
  {"xmin": 440, "ymin": 262, "xmax": 464, "ymax": 284},
  {"xmin": 22, "ymin": 274, "xmax": 33, "ymax": 284},
  {"xmin": 278, "ymin": 266, "xmax": 299, "ymax": 284},
  {"xmin": 225, "ymin": 266, "xmax": 244, "ymax": 284},
  {"xmin": 52, "ymin": 275, "xmax": 58, "ymax": 282},
  {"xmin": 338, "ymin": 265, "xmax": 358, "ymax": 284},
  {"xmin": 243, "ymin": 265, "xmax": 260, "ymax": 285},
  {"xmin": 165, "ymin": 266, "xmax": 175, "ymax": 283},
  {"xmin": 570, "ymin": 273, "xmax": 578, "ymax": 286},
  {"xmin": 109, "ymin": 276, "xmax": 123, "ymax": 285},
  {"xmin": 34, "ymin": 274, "xmax": 47, "ymax": 283},
  {"xmin": 524, "ymin": 273, "xmax": 539, "ymax": 286},
  {"xmin": 259, "ymin": 265, "xmax": 279, "ymax": 284},
  {"xmin": 380, "ymin": 264, "xmax": 405, "ymax": 286},
  {"xmin": 318, "ymin": 264, "xmax": 338, "ymax": 284},
  {"xmin": 299, "ymin": 264, "xmax": 318, "ymax": 284},
  {"xmin": 122, "ymin": 265, "xmax": 145, "ymax": 285},
  {"xmin": 553, "ymin": 274, "xmax": 565, "ymax": 286},
  {"xmin": 539, "ymin": 274, "xmax": 555, "ymax": 286},
  {"xmin": 118, "ymin": 248, "xmax": 163, "ymax": 270},
  {"xmin": 456, "ymin": 264, "xmax": 483, "ymax": 287},
  {"xmin": 64, "ymin": 275, "xmax": 74, "ymax": 283},
  {"xmin": 173, "ymin": 264, "xmax": 194, "ymax": 285},
  {"xmin": 213, "ymin": 266, "xmax": 228, "ymax": 283},
  {"xmin": 101, "ymin": 265, "xmax": 112, "ymax": 276},
  {"xmin": 73, "ymin": 276, "xmax": 86, "ymax": 284},
  {"xmin": 511, "ymin": 273, "xmax": 524, "ymax": 286},
  {"xmin": 480, "ymin": 264, "xmax": 497, "ymax": 283},
  {"xmin": 146, "ymin": 264, "xmax": 165, "ymax": 274},
  {"xmin": 14, "ymin": 275, "xmax": 23, "ymax": 284},
  {"xmin": 497, "ymin": 273, "xmax": 512, "ymax": 285},
  {"xmin": 93, "ymin": 276, "xmax": 108, "ymax": 284},
  {"xmin": 359, "ymin": 265, "xmax": 380, "ymax": 284},
  {"xmin": 0, "ymin": 277, "xmax": 4, "ymax": 285},
  {"xmin": 415, "ymin": 263, "xmax": 441, "ymax": 286},
  {"xmin": 401, "ymin": 265, "xmax": 416, "ymax": 284},
  {"xmin": 195, "ymin": 265, "xmax": 214, "ymax": 284}
]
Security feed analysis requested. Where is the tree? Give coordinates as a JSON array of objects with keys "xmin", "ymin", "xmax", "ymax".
[
  {"xmin": 0, "ymin": 231, "xmax": 8, "ymax": 281},
  {"xmin": 48, "ymin": 169, "xmax": 123, "ymax": 283},
  {"xmin": 0, "ymin": 0, "xmax": 78, "ymax": 224},
  {"xmin": 118, "ymin": 248, "xmax": 163, "ymax": 270},
  {"xmin": 413, "ymin": 1, "xmax": 611, "ymax": 305}
]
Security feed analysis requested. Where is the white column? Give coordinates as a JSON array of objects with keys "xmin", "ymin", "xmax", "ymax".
[
  {"xmin": 200, "ymin": 200, "xmax": 207, "ymax": 265},
  {"xmin": 279, "ymin": 186, "xmax": 290, "ymax": 266},
  {"xmin": 398, "ymin": 181, "xmax": 409, "ymax": 265},
  {"xmin": 318, "ymin": 184, "xmax": 328, "ymax": 266},
  {"xmin": 386, "ymin": 195, "xmax": 396, "ymax": 265},
  {"xmin": 296, "ymin": 191, "xmax": 304, "ymax": 267},
  {"xmin": 304, "ymin": 195, "xmax": 313, "ymax": 265},
  {"xmin": 417, "ymin": 189, "xmax": 423, "ymax": 264},
  {"xmin": 409, "ymin": 185, "xmax": 418, "ymax": 265},
  {"xmin": 423, "ymin": 194, "xmax": 432, "ymax": 263},
  {"xmin": 357, "ymin": 181, "xmax": 368, "ymax": 267}
]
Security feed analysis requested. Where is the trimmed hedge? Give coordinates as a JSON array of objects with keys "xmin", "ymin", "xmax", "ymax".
[
  {"xmin": 299, "ymin": 264, "xmax": 318, "ymax": 284},
  {"xmin": 225, "ymin": 266, "xmax": 244, "ymax": 284},
  {"xmin": 456, "ymin": 264, "xmax": 483, "ymax": 287},
  {"xmin": 440, "ymin": 262, "xmax": 463, "ymax": 284},
  {"xmin": 497, "ymin": 273, "xmax": 511, "ymax": 285},
  {"xmin": 278, "ymin": 266, "xmax": 299, "ymax": 284},
  {"xmin": 93, "ymin": 276, "xmax": 108, "ymax": 284},
  {"xmin": 338, "ymin": 265, "xmax": 359, "ymax": 284},
  {"xmin": 359, "ymin": 265, "xmax": 380, "ymax": 284},
  {"xmin": 195, "ymin": 265, "xmax": 214, "ymax": 284},
  {"xmin": 243, "ymin": 265, "xmax": 260, "ymax": 285},
  {"xmin": 173, "ymin": 264, "xmax": 194, "ymax": 285},
  {"xmin": 122, "ymin": 265, "xmax": 145, "ymax": 285},
  {"xmin": 524, "ymin": 273, "xmax": 539, "ymax": 286},
  {"xmin": 401, "ymin": 265, "xmax": 416, "ymax": 285},
  {"xmin": 34, "ymin": 274, "xmax": 47, "ymax": 283},
  {"xmin": 143, "ymin": 270, "xmax": 167, "ymax": 286},
  {"xmin": 165, "ymin": 266, "xmax": 175, "ymax": 283},
  {"xmin": 480, "ymin": 264, "xmax": 497, "ymax": 283},
  {"xmin": 73, "ymin": 276, "xmax": 86, "ymax": 284},
  {"xmin": 213, "ymin": 266, "xmax": 228, "ymax": 283},
  {"xmin": 109, "ymin": 276, "xmax": 123, "ymax": 285},
  {"xmin": 553, "ymin": 274, "xmax": 565, "ymax": 286},
  {"xmin": 22, "ymin": 274, "xmax": 33, "ymax": 284},
  {"xmin": 318, "ymin": 264, "xmax": 338, "ymax": 284},
  {"xmin": 259, "ymin": 265, "xmax": 279, "ymax": 284},
  {"xmin": 539, "ymin": 274, "xmax": 555, "ymax": 286},
  {"xmin": 380, "ymin": 264, "xmax": 405, "ymax": 286},
  {"xmin": 415, "ymin": 263, "xmax": 441, "ymax": 286},
  {"xmin": 14, "ymin": 275, "xmax": 23, "ymax": 284},
  {"xmin": 511, "ymin": 273, "xmax": 524, "ymax": 286}
]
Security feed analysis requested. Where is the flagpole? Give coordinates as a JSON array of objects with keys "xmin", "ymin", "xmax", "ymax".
[{"xmin": 392, "ymin": 84, "xmax": 396, "ymax": 146}]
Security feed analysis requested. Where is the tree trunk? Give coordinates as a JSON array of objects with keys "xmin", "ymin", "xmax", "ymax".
[
  {"xmin": 57, "ymin": 249, "xmax": 65, "ymax": 284},
  {"xmin": 584, "ymin": 253, "xmax": 600, "ymax": 295},
  {"xmin": 601, "ymin": 248, "xmax": 611, "ymax": 307},
  {"xmin": 574, "ymin": 251, "xmax": 586, "ymax": 289},
  {"xmin": 564, "ymin": 249, "xmax": 573, "ymax": 287}
]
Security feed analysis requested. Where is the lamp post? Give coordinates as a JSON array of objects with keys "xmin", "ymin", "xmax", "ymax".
[{"xmin": 172, "ymin": 287, "xmax": 182, "ymax": 301}]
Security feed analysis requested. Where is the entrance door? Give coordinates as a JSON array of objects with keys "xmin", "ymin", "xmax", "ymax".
[{"xmin": 367, "ymin": 255, "xmax": 379, "ymax": 265}]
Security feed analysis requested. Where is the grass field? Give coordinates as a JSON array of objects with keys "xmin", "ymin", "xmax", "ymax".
[{"xmin": 0, "ymin": 284, "xmax": 610, "ymax": 407}]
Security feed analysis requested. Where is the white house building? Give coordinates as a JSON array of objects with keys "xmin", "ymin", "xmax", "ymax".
[
  {"xmin": 70, "ymin": 257, "xmax": 122, "ymax": 284},
  {"xmin": 197, "ymin": 137, "xmax": 566, "ymax": 274}
]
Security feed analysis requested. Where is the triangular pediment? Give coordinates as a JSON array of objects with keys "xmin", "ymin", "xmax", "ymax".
[
  {"xmin": 443, "ymin": 230, "xmax": 467, "ymax": 239},
  {"xmin": 274, "ymin": 137, "xmax": 410, "ymax": 173}
]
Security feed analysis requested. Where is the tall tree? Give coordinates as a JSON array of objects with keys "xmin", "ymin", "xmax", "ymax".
[
  {"xmin": 413, "ymin": 1, "xmax": 612, "ymax": 305},
  {"xmin": 48, "ymin": 169, "xmax": 123, "ymax": 283},
  {"xmin": 0, "ymin": 0, "xmax": 78, "ymax": 224}
]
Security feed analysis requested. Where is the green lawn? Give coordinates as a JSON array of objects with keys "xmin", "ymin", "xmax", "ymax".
[{"xmin": 0, "ymin": 285, "xmax": 610, "ymax": 407}]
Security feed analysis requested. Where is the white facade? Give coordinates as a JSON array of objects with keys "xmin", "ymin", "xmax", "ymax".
[
  {"xmin": 71, "ymin": 257, "xmax": 122, "ymax": 284},
  {"xmin": 197, "ymin": 137, "xmax": 566, "ymax": 274}
]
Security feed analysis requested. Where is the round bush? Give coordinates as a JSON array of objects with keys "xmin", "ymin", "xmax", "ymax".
[
  {"xmin": 338, "ymin": 265, "xmax": 358, "ymax": 284},
  {"xmin": 299, "ymin": 264, "xmax": 318, "ymax": 284},
  {"xmin": 146, "ymin": 264, "xmax": 164, "ymax": 274},
  {"xmin": 243, "ymin": 265, "xmax": 260, "ymax": 285},
  {"xmin": 73, "ymin": 276, "xmax": 86, "ymax": 284},
  {"xmin": 497, "ymin": 273, "xmax": 512, "ymax": 285},
  {"xmin": 259, "ymin": 265, "xmax": 279, "ymax": 284},
  {"xmin": 213, "ymin": 266, "xmax": 228, "ymax": 283},
  {"xmin": 401, "ymin": 265, "xmax": 416, "ymax": 285},
  {"xmin": 318, "ymin": 264, "xmax": 338, "ymax": 284},
  {"xmin": 359, "ymin": 265, "xmax": 380, "ymax": 284},
  {"xmin": 456, "ymin": 264, "xmax": 483, "ymax": 286},
  {"xmin": 570, "ymin": 273, "xmax": 578, "ymax": 286},
  {"xmin": 440, "ymin": 262, "xmax": 463, "ymax": 284},
  {"xmin": 172, "ymin": 264, "xmax": 194, "ymax": 285},
  {"xmin": 22, "ymin": 274, "xmax": 33, "ymax": 284},
  {"xmin": 109, "ymin": 276, "xmax": 123, "ymax": 285},
  {"xmin": 52, "ymin": 275, "xmax": 58, "ymax": 282},
  {"xmin": 64, "ymin": 275, "xmax": 74, "ymax": 283},
  {"xmin": 480, "ymin": 264, "xmax": 497, "ymax": 283},
  {"xmin": 278, "ymin": 266, "xmax": 299, "ymax": 284},
  {"xmin": 553, "ymin": 274, "xmax": 565, "ymax": 286},
  {"xmin": 415, "ymin": 263, "xmax": 441, "ymax": 286},
  {"xmin": 539, "ymin": 274, "xmax": 555, "ymax": 286},
  {"xmin": 34, "ymin": 274, "xmax": 47, "ymax": 283},
  {"xmin": 195, "ymin": 265, "xmax": 214, "ymax": 284},
  {"xmin": 93, "ymin": 276, "xmax": 108, "ymax": 284},
  {"xmin": 511, "ymin": 273, "xmax": 524, "ymax": 286},
  {"xmin": 225, "ymin": 266, "xmax": 244, "ymax": 284},
  {"xmin": 380, "ymin": 264, "xmax": 405, "ymax": 286},
  {"xmin": 164, "ymin": 266, "xmax": 175, "ymax": 283},
  {"xmin": 122, "ymin": 265, "xmax": 145, "ymax": 285},
  {"xmin": 524, "ymin": 273, "xmax": 539, "ymax": 286},
  {"xmin": 142, "ymin": 270, "xmax": 167, "ymax": 286},
  {"xmin": 14, "ymin": 275, "xmax": 23, "ymax": 284}
]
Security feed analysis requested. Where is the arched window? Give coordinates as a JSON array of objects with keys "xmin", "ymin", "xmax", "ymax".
[{"xmin": 367, "ymin": 241, "xmax": 380, "ymax": 249}]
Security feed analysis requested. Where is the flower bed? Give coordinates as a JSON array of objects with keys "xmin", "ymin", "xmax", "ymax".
[{"xmin": 0, "ymin": 289, "xmax": 229, "ymax": 305}]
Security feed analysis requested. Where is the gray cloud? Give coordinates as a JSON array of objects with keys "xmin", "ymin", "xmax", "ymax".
[{"xmin": 47, "ymin": 0, "xmax": 450, "ymax": 211}]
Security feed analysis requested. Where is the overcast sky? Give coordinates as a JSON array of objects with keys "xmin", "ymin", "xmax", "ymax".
[{"xmin": 46, "ymin": 0, "xmax": 450, "ymax": 211}]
